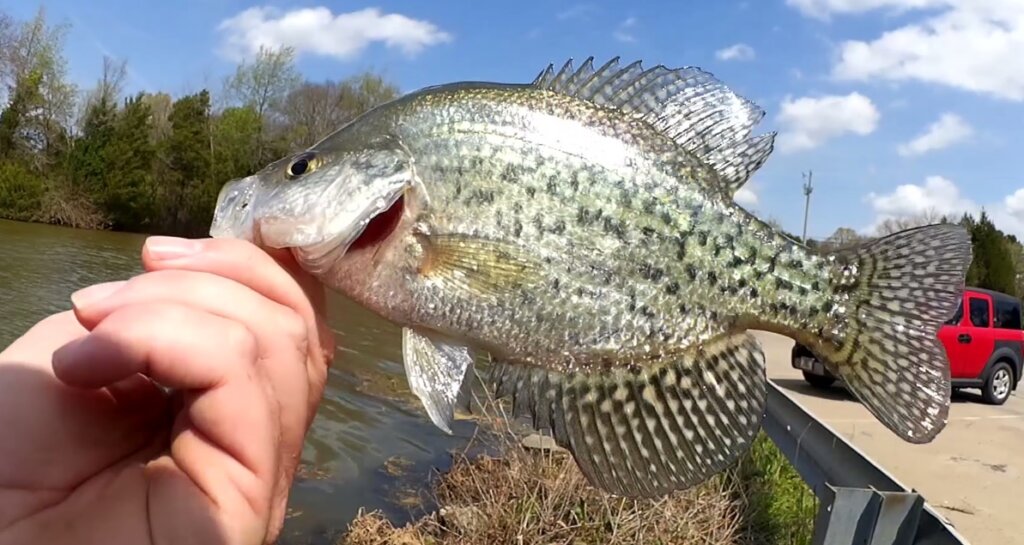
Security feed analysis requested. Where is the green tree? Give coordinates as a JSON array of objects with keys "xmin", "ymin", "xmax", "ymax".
[
  {"xmin": 103, "ymin": 93, "xmax": 156, "ymax": 230},
  {"xmin": 0, "ymin": 69, "xmax": 42, "ymax": 159},
  {"xmin": 963, "ymin": 211, "xmax": 1016, "ymax": 296},
  {"xmin": 211, "ymin": 105, "xmax": 261, "ymax": 182},
  {"xmin": 163, "ymin": 89, "xmax": 212, "ymax": 235}
]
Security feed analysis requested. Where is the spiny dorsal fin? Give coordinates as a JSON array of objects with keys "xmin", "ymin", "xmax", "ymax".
[
  {"xmin": 481, "ymin": 332, "xmax": 767, "ymax": 497},
  {"xmin": 531, "ymin": 57, "xmax": 775, "ymax": 195}
]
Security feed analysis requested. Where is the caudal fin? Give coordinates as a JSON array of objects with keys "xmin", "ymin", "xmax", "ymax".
[{"xmin": 814, "ymin": 223, "xmax": 972, "ymax": 443}]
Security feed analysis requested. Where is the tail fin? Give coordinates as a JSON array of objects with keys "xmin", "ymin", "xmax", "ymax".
[{"xmin": 814, "ymin": 223, "xmax": 972, "ymax": 443}]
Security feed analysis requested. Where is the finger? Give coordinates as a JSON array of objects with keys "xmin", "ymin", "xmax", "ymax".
[
  {"xmin": 68, "ymin": 269, "xmax": 314, "ymax": 531},
  {"xmin": 141, "ymin": 236, "xmax": 334, "ymax": 375},
  {"xmin": 52, "ymin": 302, "xmax": 276, "ymax": 514}
]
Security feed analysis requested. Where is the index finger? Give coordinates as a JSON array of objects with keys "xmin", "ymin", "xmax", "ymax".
[{"xmin": 139, "ymin": 237, "xmax": 335, "ymax": 415}]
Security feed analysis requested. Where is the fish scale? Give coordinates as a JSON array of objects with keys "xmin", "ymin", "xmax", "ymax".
[
  {"xmin": 405, "ymin": 94, "xmax": 829, "ymax": 359},
  {"xmin": 211, "ymin": 56, "xmax": 973, "ymax": 498}
]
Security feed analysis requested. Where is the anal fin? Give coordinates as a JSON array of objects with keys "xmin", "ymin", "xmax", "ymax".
[
  {"xmin": 402, "ymin": 327, "xmax": 474, "ymax": 434},
  {"xmin": 484, "ymin": 333, "xmax": 767, "ymax": 497}
]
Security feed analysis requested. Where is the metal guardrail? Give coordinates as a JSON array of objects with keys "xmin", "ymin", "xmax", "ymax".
[{"xmin": 762, "ymin": 381, "xmax": 971, "ymax": 545}]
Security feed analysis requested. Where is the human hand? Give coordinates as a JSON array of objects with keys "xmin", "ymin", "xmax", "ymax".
[{"xmin": 0, "ymin": 237, "xmax": 335, "ymax": 545}]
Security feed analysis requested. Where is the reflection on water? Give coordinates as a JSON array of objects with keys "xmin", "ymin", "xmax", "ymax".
[{"xmin": 0, "ymin": 219, "xmax": 471, "ymax": 544}]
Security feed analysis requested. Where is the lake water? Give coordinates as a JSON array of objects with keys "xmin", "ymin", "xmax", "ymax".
[{"xmin": 0, "ymin": 219, "xmax": 475, "ymax": 544}]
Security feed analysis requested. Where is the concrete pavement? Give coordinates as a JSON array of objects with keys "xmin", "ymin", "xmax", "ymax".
[{"xmin": 754, "ymin": 330, "xmax": 1022, "ymax": 545}]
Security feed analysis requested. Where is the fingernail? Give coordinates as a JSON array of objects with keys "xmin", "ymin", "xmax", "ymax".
[
  {"xmin": 145, "ymin": 236, "xmax": 202, "ymax": 260},
  {"xmin": 71, "ymin": 281, "xmax": 126, "ymax": 309}
]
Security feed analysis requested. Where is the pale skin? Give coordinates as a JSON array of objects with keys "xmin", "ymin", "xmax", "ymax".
[{"xmin": 0, "ymin": 236, "xmax": 336, "ymax": 545}]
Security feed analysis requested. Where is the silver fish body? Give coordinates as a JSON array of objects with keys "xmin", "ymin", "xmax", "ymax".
[{"xmin": 211, "ymin": 58, "xmax": 972, "ymax": 498}]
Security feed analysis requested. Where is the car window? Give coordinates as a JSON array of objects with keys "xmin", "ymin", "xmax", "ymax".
[
  {"xmin": 994, "ymin": 298, "xmax": 1022, "ymax": 330},
  {"xmin": 969, "ymin": 298, "xmax": 990, "ymax": 328}
]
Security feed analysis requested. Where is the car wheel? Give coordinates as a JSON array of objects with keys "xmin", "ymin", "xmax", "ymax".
[
  {"xmin": 803, "ymin": 371, "xmax": 835, "ymax": 389},
  {"xmin": 983, "ymin": 362, "xmax": 1014, "ymax": 405}
]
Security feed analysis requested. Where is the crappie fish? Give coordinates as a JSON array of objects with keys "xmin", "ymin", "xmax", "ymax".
[{"xmin": 210, "ymin": 57, "xmax": 973, "ymax": 498}]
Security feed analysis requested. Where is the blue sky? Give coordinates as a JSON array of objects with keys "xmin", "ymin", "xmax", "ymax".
[{"xmin": 9, "ymin": 0, "xmax": 1024, "ymax": 240}]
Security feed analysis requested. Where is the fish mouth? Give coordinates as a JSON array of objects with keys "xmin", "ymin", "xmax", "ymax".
[{"xmin": 289, "ymin": 190, "xmax": 407, "ymax": 273}]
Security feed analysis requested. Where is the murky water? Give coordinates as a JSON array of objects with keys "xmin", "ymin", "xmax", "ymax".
[{"xmin": 0, "ymin": 219, "xmax": 475, "ymax": 543}]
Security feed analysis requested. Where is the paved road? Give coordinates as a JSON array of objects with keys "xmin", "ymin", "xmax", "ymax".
[{"xmin": 754, "ymin": 330, "xmax": 1022, "ymax": 545}]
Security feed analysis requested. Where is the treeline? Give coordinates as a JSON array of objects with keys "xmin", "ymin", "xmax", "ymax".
[
  {"xmin": 818, "ymin": 210, "xmax": 1024, "ymax": 298},
  {"xmin": 0, "ymin": 8, "xmax": 398, "ymax": 236}
]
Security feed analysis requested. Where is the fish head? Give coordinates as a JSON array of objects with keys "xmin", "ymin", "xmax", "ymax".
[{"xmin": 210, "ymin": 134, "xmax": 417, "ymax": 275}]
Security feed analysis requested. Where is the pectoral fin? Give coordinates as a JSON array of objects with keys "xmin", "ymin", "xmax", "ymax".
[
  {"xmin": 419, "ymin": 234, "xmax": 544, "ymax": 300},
  {"xmin": 402, "ymin": 327, "xmax": 474, "ymax": 434}
]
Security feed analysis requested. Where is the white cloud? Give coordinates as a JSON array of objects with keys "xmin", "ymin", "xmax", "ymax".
[
  {"xmin": 715, "ymin": 43, "xmax": 756, "ymax": 62},
  {"xmin": 735, "ymin": 186, "xmax": 759, "ymax": 208},
  {"xmin": 775, "ymin": 93, "xmax": 880, "ymax": 153},
  {"xmin": 613, "ymin": 17, "xmax": 638, "ymax": 43},
  {"xmin": 865, "ymin": 177, "xmax": 1024, "ymax": 238},
  {"xmin": 867, "ymin": 175, "xmax": 976, "ymax": 221},
  {"xmin": 786, "ymin": 0, "xmax": 945, "ymax": 20},
  {"xmin": 790, "ymin": 1, "xmax": 1024, "ymax": 101},
  {"xmin": 897, "ymin": 112, "xmax": 973, "ymax": 156},
  {"xmin": 217, "ymin": 6, "xmax": 452, "ymax": 62}
]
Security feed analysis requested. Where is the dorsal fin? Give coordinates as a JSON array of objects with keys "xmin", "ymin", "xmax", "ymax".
[{"xmin": 531, "ymin": 57, "xmax": 775, "ymax": 195}]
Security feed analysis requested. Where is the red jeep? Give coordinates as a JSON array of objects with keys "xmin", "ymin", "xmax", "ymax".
[{"xmin": 792, "ymin": 287, "xmax": 1024, "ymax": 405}]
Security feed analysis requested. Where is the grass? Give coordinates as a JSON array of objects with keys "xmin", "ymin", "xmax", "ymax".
[{"xmin": 340, "ymin": 395, "xmax": 816, "ymax": 545}]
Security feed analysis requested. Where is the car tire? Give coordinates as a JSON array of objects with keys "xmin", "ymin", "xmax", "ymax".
[
  {"xmin": 982, "ymin": 362, "xmax": 1014, "ymax": 405},
  {"xmin": 803, "ymin": 371, "xmax": 835, "ymax": 389}
]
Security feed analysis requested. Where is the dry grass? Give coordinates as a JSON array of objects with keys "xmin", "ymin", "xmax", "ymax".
[{"xmin": 339, "ymin": 392, "xmax": 816, "ymax": 545}]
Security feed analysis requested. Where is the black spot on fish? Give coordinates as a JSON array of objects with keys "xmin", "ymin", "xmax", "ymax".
[
  {"xmin": 532, "ymin": 214, "xmax": 544, "ymax": 231},
  {"xmin": 577, "ymin": 207, "xmax": 592, "ymax": 225},
  {"xmin": 737, "ymin": 277, "xmax": 748, "ymax": 289},
  {"xmin": 775, "ymin": 277, "xmax": 794, "ymax": 291},
  {"xmin": 749, "ymin": 286, "xmax": 759, "ymax": 299},
  {"xmin": 811, "ymin": 280, "xmax": 821, "ymax": 292},
  {"xmin": 454, "ymin": 183, "xmax": 463, "ymax": 198},
  {"xmin": 641, "ymin": 226, "xmax": 656, "ymax": 238},
  {"xmin": 728, "ymin": 255, "xmax": 745, "ymax": 268},
  {"xmin": 569, "ymin": 174, "xmax": 580, "ymax": 192},
  {"xmin": 643, "ymin": 199, "xmax": 657, "ymax": 214},
  {"xmin": 660, "ymin": 210, "xmax": 674, "ymax": 226},
  {"xmin": 513, "ymin": 201, "xmax": 523, "ymax": 214},
  {"xmin": 638, "ymin": 263, "xmax": 665, "ymax": 282},
  {"xmin": 552, "ymin": 219, "xmax": 566, "ymax": 234},
  {"xmin": 678, "ymin": 303, "xmax": 688, "ymax": 315},
  {"xmin": 526, "ymin": 186, "xmax": 536, "ymax": 198},
  {"xmin": 685, "ymin": 264, "xmax": 698, "ymax": 281},
  {"xmin": 575, "ymin": 287, "xmax": 585, "ymax": 297},
  {"xmin": 512, "ymin": 219, "xmax": 523, "ymax": 238},
  {"xmin": 552, "ymin": 278, "xmax": 561, "ymax": 291},
  {"xmin": 665, "ymin": 281, "xmax": 680, "ymax": 295},
  {"xmin": 707, "ymin": 270, "xmax": 718, "ymax": 286},
  {"xmin": 821, "ymin": 300, "xmax": 834, "ymax": 313},
  {"xmin": 639, "ymin": 305, "xmax": 655, "ymax": 319},
  {"xmin": 500, "ymin": 164, "xmax": 514, "ymax": 182},
  {"xmin": 546, "ymin": 176, "xmax": 557, "ymax": 195},
  {"xmin": 696, "ymin": 231, "xmax": 708, "ymax": 247},
  {"xmin": 767, "ymin": 253, "xmax": 778, "ymax": 274}
]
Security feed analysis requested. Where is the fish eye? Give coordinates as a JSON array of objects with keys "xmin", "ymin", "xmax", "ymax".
[{"xmin": 287, "ymin": 153, "xmax": 318, "ymax": 179}]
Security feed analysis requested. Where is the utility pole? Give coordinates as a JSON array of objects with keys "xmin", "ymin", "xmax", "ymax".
[{"xmin": 801, "ymin": 171, "xmax": 813, "ymax": 243}]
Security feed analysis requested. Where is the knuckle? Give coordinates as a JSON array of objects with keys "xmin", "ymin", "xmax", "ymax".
[
  {"xmin": 223, "ymin": 320, "xmax": 259, "ymax": 363},
  {"xmin": 278, "ymin": 308, "xmax": 309, "ymax": 348}
]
